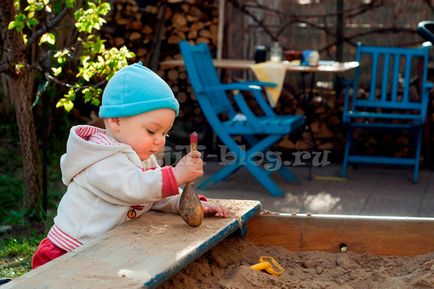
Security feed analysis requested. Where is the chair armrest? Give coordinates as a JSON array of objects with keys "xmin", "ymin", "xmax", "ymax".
[
  {"xmin": 239, "ymin": 81, "xmax": 277, "ymax": 88},
  {"xmin": 203, "ymin": 83, "xmax": 276, "ymax": 117},
  {"xmin": 201, "ymin": 83, "xmax": 263, "ymax": 93}
]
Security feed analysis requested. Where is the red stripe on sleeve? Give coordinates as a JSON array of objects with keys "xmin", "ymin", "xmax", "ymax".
[{"xmin": 161, "ymin": 166, "xmax": 179, "ymax": 197}]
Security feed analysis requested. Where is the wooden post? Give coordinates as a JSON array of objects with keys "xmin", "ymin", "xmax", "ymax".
[{"xmin": 217, "ymin": 0, "xmax": 225, "ymax": 60}]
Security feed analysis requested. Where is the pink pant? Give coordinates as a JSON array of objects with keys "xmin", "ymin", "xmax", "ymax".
[{"xmin": 32, "ymin": 237, "xmax": 66, "ymax": 269}]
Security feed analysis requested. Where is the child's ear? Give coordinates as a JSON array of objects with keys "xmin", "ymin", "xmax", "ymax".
[{"xmin": 107, "ymin": 117, "xmax": 121, "ymax": 132}]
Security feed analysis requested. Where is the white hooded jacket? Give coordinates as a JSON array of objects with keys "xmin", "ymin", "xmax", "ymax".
[{"xmin": 48, "ymin": 125, "xmax": 180, "ymax": 252}]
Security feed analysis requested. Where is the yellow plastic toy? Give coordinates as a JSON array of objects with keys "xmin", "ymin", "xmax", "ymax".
[{"xmin": 250, "ymin": 256, "xmax": 285, "ymax": 276}]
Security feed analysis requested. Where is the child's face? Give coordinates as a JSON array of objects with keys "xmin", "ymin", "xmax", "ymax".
[{"xmin": 110, "ymin": 109, "xmax": 176, "ymax": 161}]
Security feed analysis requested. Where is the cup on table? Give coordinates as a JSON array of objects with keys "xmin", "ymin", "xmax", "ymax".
[
  {"xmin": 301, "ymin": 50, "xmax": 320, "ymax": 66},
  {"xmin": 270, "ymin": 42, "xmax": 282, "ymax": 62},
  {"xmin": 284, "ymin": 50, "xmax": 303, "ymax": 62},
  {"xmin": 254, "ymin": 45, "xmax": 267, "ymax": 63}
]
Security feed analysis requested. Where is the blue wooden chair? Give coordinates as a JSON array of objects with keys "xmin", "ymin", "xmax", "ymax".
[
  {"xmin": 341, "ymin": 42, "xmax": 433, "ymax": 183},
  {"xmin": 179, "ymin": 41, "xmax": 304, "ymax": 196}
]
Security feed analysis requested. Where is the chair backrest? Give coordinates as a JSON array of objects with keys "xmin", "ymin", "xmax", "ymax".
[
  {"xmin": 418, "ymin": 21, "xmax": 434, "ymax": 44},
  {"xmin": 350, "ymin": 42, "xmax": 430, "ymax": 114},
  {"xmin": 179, "ymin": 41, "xmax": 237, "ymax": 120}
]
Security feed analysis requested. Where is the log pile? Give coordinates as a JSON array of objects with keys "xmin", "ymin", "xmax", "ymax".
[{"xmin": 103, "ymin": 0, "xmax": 218, "ymax": 128}]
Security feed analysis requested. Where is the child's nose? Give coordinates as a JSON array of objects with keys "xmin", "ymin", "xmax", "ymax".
[{"xmin": 154, "ymin": 135, "xmax": 164, "ymax": 145}]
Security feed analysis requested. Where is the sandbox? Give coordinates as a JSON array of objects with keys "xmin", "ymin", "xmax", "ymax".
[
  {"xmin": 159, "ymin": 236, "xmax": 434, "ymax": 289},
  {"xmin": 160, "ymin": 209, "xmax": 434, "ymax": 289}
]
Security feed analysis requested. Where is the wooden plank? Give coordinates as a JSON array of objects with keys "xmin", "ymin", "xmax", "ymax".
[
  {"xmin": 159, "ymin": 59, "xmax": 359, "ymax": 73},
  {"xmin": 3, "ymin": 199, "xmax": 261, "ymax": 289},
  {"xmin": 246, "ymin": 213, "xmax": 434, "ymax": 256}
]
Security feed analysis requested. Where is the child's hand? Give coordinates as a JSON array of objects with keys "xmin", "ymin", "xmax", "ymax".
[
  {"xmin": 202, "ymin": 202, "xmax": 229, "ymax": 218},
  {"xmin": 173, "ymin": 151, "xmax": 203, "ymax": 185}
]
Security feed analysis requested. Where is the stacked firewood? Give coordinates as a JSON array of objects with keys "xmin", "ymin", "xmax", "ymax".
[
  {"xmin": 106, "ymin": 0, "xmax": 148, "ymax": 57},
  {"xmin": 166, "ymin": 3, "xmax": 218, "ymax": 45},
  {"xmin": 104, "ymin": 0, "xmax": 218, "ymax": 57}
]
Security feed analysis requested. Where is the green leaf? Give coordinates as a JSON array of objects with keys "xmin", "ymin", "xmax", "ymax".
[
  {"xmin": 56, "ymin": 98, "xmax": 65, "ymax": 108},
  {"xmin": 64, "ymin": 100, "xmax": 74, "ymax": 112},
  {"xmin": 65, "ymin": 0, "xmax": 76, "ymax": 8},
  {"xmin": 54, "ymin": 49, "xmax": 70, "ymax": 64},
  {"xmin": 27, "ymin": 11, "xmax": 35, "ymax": 19},
  {"xmin": 56, "ymin": 98, "xmax": 74, "ymax": 112},
  {"xmin": 52, "ymin": 67, "xmax": 62, "ymax": 76},
  {"xmin": 8, "ymin": 21, "xmax": 16, "ymax": 30},
  {"xmin": 100, "ymin": 3, "xmax": 111, "ymax": 14},
  {"xmin": 74, "ymin": 2, "xmax": 111, "ymax": 33},
  {"xmin": 65, "ymin": 88, "xmax": 76, "ymax": 100},
  {"xmin": 16, "ymin": 14, "xmax": 26, "ymax": 21},
  {"xmin": 93, "ymin": 40, "xmax": 103, "ymax": 54},
  {"xmin": 27, "ymin": 18, "xmax": 39, "ymax": 28},
  {"xmin": 10, "ymin": 14, "xmax": 26, "ymax": 31},
  {"xmin": 39, "ymin": 33, "xmax": 56, "ymax": 45},
  {"xmin": 91, "ymin": 96, "xmax": 101, "ymax": 106},
  {"xmin": 82, "ymin": 87, "xmax": 92, "ymax": 103},
  {"xmin": 53, "ymin": 1, "xmax": 62, "ymax": 13}
]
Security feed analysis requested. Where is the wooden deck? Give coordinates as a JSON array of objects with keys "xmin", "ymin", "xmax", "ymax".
[{"xmin": 199, "ymin": 162, "xmax": 434, "ymax": 217}]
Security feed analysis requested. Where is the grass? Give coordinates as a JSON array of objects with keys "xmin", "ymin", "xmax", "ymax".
[{"xmin": 0, "ymin": 231, "xmax": 45, "ymax": 279}]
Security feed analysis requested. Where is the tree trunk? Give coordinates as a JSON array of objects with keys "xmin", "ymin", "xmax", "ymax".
[
  {"xmin": 3, "ymin": 0, "xmax": 42, "ymax": 220},
  {"xmin": 13, "ymin": 76, "xmax": 42, "ymax": 217}
]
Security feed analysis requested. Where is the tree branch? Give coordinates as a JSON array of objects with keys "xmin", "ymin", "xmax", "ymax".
[
  {"xmin": 25, "ymin": 7, "xmax": 69, "ymax": 49},
  {"xmin": 228, "ymin": 0, "xmax": 417, "ymax": 57},
  {"xmin": 45, "ymin": 72, "xmax": 107, "ymax": 90},
  {"xmin": 243, "ymin": 0, "xmax": 384, "ymax": 20},
  {"xmin": 227, "ymin": 0, "xmax": 279, "ymax": 42},
  {"xmin": 228, "ymin": 0, "xmax": 379, "ymax": 46},
  {"xmin": 318, "ymin": 27, "xmax": 417, "ymax": 54},
  {"xmin": 422, "ymin": 0, "xmax": 434, "ymax": 11}
]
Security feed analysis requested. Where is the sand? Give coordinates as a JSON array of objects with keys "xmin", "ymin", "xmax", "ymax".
[{"xmin": 158, "ymin": 236, "xmax": 434, "ymax": 289}]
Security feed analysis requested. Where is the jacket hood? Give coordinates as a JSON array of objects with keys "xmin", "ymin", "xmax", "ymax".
[{"xmin": 60, "ymin": 125, "xmax": 134, "ymax": 185}]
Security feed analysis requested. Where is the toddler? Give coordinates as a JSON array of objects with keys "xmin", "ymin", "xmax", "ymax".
[{"xmin": 32, "ymin": 62, "xmax": 228, "ymax": 269}]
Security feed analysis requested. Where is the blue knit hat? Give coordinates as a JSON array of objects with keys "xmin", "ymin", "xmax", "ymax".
[{"xmin": 99, "ymin": 62, "xmax": 179, "ymax": 118}]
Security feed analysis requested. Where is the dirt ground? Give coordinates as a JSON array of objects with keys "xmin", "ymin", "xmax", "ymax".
[{"xmin": 158, "ymin": 236, "xmax": 434, "ymax": 289}]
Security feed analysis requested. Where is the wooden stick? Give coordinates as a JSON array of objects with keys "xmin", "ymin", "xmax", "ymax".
[{"xmin": 179, "ymin": 132, "xmax": 204, "ymax": 227}]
